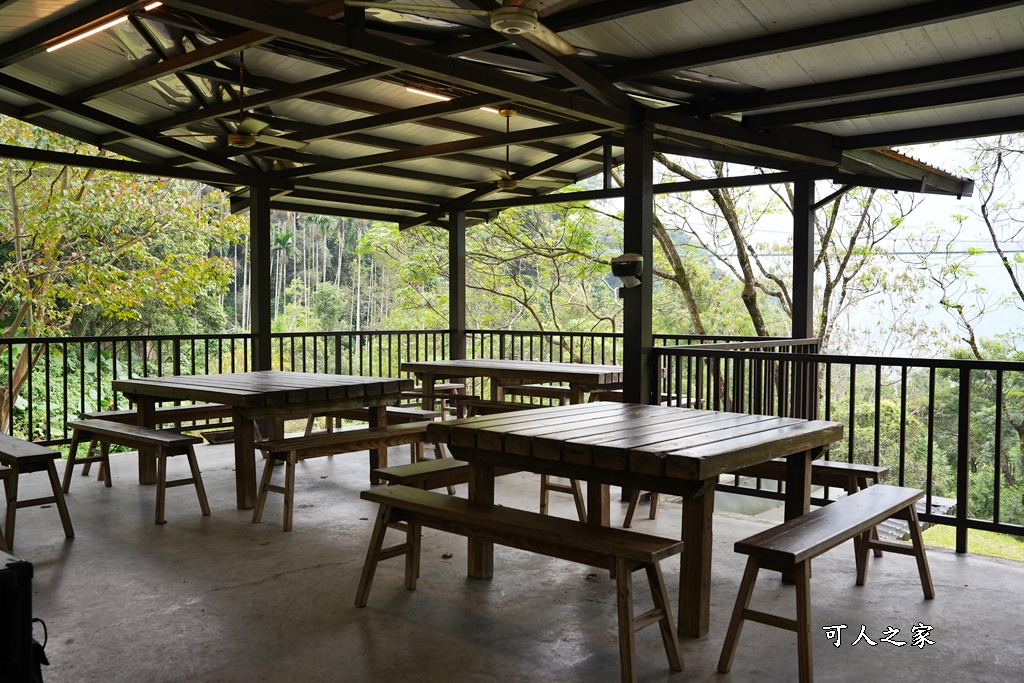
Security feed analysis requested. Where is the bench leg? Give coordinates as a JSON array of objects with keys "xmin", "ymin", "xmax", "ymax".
[
  {"xmin": 539, "ymin": 476, "xmax": 587, "ymax": 523},
  {"xmin": 900, "ymin": 503, "xmax": 935, "ymax": 599},
  {"xmin": 45, "ymin": 460, "xmax": 75, "ymax": 539},
  {"xmin": 406, "ymin": 520, "xmax": 421, "ymax": 591},
  {"xmin": 795, "ymin": 561, "xmax": 813, "ymax": 683},
  {"xmin": 355, "ymin": 504, "xmax": 420, "ymax": 607},
  {"xmin": 614, "ymin": 557, "xmax": 639, "ymax": 683},
  {"xmin": 854, "ymin": 529, "xmax": 871, "ymax": 586},
  {"xmin": 623, "ymin": 491, "xmax": 660, "ymax": 529},
  {"xmin": 644, "ymin": 561, "xmax": 683, "ymax": 672},
  {"xmin": 186, "ymin": 446, "xmax": 211, "ymax": 517},
  {"xmin": 283, "ymin": 452, "xmax": 297, "ymax": 532},
  {"xmin": 155, "ymin": 453, "xmax": 168, "ymax": 524},
  {"xmin": 3, "ymin": 468, "xmax": 18, "ymax": 549},
  {"xmin": 63, "ymin": 432, "xmax": 111, "ymax": 492},
  {"xmin": 252, "ymin": 455, "xmax": 276, "ymax": 525},
  {"xmin": 717, "ymin": 556, "xmax": 760, "ymax": 673},
  {"xmin": 62, "ymin": 432, "xmax": 83, "ymax": 493},
  {"xmin": 623, "ymin": 489, "xmax": 641, "ymax": 528}
]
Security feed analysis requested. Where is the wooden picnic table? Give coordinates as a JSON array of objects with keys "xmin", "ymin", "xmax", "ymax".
[
  {"xmin": 112, "ymin": 371, "xmax": 412, "ymax": 509},
  {"xmin": 402, "ymin": 358, "xmax": 623, "ymax": 406},
  {"xmin": 426, "ymin": 401, "xmax": 843, "ymax": 639}
]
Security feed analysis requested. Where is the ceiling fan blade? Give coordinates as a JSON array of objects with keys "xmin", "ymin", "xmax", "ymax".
[
  {"xmin": 256, "ymin": 135, "xmax": 308, "ymax": 150},
  {"xmin": 522, "ymin": 22, "xmax": 576, "ymax": 56},
  {"xmin": 346, "ymin": 1, "xmax": 489, "ymax": 16},
  {"xmin": 237, "ymin": 117, "xmax": 270, "ymax": 135}
]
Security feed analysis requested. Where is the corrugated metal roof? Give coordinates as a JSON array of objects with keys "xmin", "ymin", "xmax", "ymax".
[{"xmin": 0, "ymin": 0, "xmax": 1017, "ymax": 227}]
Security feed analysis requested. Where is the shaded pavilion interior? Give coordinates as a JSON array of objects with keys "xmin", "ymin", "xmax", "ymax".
[
  {"xmin": 1, "ymin": 1, "xmax": 1023, "ymax": 681},
  {"xmin": 0, "ymin": 0, "xmax": 1013, "ymax": 396}
]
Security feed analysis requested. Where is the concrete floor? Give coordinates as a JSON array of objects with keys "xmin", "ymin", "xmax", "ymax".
[{"xmin": 7, "ymin": 440, "xmax": 1024, "ymax": 682}]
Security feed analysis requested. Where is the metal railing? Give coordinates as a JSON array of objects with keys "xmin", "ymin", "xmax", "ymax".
[
  {"xmin": 6, "ymin": 328, "xmax": 1021, "ymax": 553},
  {"xmin": 652, "ymin": 343, "xmax": 1024, "ymax": 550}
]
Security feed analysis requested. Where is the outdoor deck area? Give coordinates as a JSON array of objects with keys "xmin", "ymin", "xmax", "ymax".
[{"xmin": 11, "ymin": 440, "xmax": 1021, "ymax": 683}]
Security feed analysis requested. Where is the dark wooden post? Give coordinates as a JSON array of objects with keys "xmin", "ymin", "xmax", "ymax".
[
  {"xmin": 791, "ymin": 180, "xmax": 817, "ymax": 418},
  {"xmin": 792, "ymin": 180, "xmax": 814, "ymax": 339},
  {"xmin": 449, "ymin": 211, "xmax": 467, "ymax": 361},
  {"xmin": 622, "ymin": 125, "xmax": 654, "ymax": 404},
  {"xmin": 249, "ymin": 185, "xmax": 273, "ymax": 372}
]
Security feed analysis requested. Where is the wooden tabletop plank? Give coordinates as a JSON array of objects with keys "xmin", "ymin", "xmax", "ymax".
[
  {"xmin": 661, "ymin": 420, "xmax": 844, "ymax": 480},
  {"xmin": 113, "ymin": 372, "xmax": 410, "ymax": 408},
  {"xmin": 586, "ymin": 413, "xmax": 784, "ymax": 471},
  {"xmin": 429, "ymin": 401, "xmax": 615, "ymax": 446},
  {"xmin": 530, "ymin": 406, "xmax": 719, "ymax": 464},
  {"xmin": 618, "ymin": 414, "xmax": 801, "ymax": 457},
  {"xmin": 623, "ymin": 414, "xmax": 802, "ymax": 475},
  {"xmin": 443, "ymin": 403, "xmax": 629, "ymax": 453},
  {"xmin": 113, "ymin": 376, "xmax": 261, "ymax": 406}
]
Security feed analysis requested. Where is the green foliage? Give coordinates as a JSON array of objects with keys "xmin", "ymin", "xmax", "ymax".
[{"xmin": 0, "ymin": 115, "xmax": 247, "ymax": 432}]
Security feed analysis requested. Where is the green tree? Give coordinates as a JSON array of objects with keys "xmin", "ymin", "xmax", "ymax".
[{"xmin": 0, "ymin": 117, "xmax": 247, "ymax": 431}]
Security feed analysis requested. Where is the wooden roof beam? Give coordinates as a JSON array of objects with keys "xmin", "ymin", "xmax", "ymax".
[
  {"xmin": 399, "ymin": 137, "xmax": 608, "ymax": 230},
  {"xmin": 281, "ymin": 122, "xmax": 607, "ymax": 179},
  {"xmin": 161, "ymin": 0, "xmax": 631, "ymax": 127},
  {"xmin": 0, "ymin": 73, "xmax": 260, "ymax": 176}
]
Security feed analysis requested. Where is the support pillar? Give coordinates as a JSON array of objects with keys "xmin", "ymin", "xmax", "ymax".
[
  {"xmin": 249, "ymin": 186, "xmax": 272, "ymax": 371},
  {"xmin": 622, "ymin": 125, "xmax": 654, "ymax": 404},
  {"xmin": 791, "ymin": 180, "xmax": 814, "ymax": 339},
  {"xmin": 791, "ymin": 180, "xmax": 817, "ymax": 418},
  {"xmin": 449, "ymin": 211, "xmax": 467, "ymax": 360}
]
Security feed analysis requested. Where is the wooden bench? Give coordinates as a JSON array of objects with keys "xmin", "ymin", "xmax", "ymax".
[
  {"xmin": 82, "ymin": 402, "xmax": 233, "ymax": 431},
  {"xmin": 304, "ymin": 405, "xmax": 445, "ymax": 463},
  {"xmin": 253, "ymin": 421, "xmax": 443, "ymax": 531},
  {"xmin": 373, "ymin": 458, "xmax": 470, "ymax": 491},
  {"xmin": 624, "ymin": 459, "xmax": 890, "ymax": 530},
  {"xmin": 0, "ymin": 433, "xmax": 74, "ymax": 551},
  {"xmin": 408, "ymin": 382, "xmax": 464, "ymax": 417},
  {"xmin": 64, "ymin": 419, "xmax": 210, "ymax": 525},
  {"xmin": 717, "ymin": 484, "xmax": 934, "ymax": 683},
  {"xmin": 499, "ymin": 383, "xmax": 572, "ymax": 404},
  {"xmin": 449, "ymin": 397, "xmax": 587, "ymax": 523},
  {"xmin": 356, "ymin": 485, "xmax": 684, "ymax": 683},
  {"xmin": 372, "ymin": 458, "xmax": 521, "ymax": 494}
]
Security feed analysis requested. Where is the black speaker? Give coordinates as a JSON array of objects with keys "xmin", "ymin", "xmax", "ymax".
[{"xmin": 0, "ymin": 550, "xmax": 34, "ymax": 682}]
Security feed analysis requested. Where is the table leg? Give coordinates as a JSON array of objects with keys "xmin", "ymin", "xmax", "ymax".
[
  {"xmin": 680, "ymin": 484, "xmax": 715, "ymax": 638},
  {"xmin": 234, "ymin": 409, "xmax": 257, "ymax": 510},
  {"xmin": 782, "ymin": 450, "xmax": 814, "ymax": 583},
  {"xmin": 419, "ymin": 374, "xmax": 436, "ymax": 412},
  {"xmin": 467, "ymin": 460, "xmax": 495, "ymax": 579},
  {"xmin": 585, "ymin": 480, "xmax": 610, "ymax": 527},
  {"xmin": 136, "ymin": 399, "xmax": 157, "ymax": 485},
  {"xmin": 368, "ymin": 405, "xmax": 387, "ymax": 484},
  {"xmin": 784, "ymin": 450, "xmax": 813, "ymax": 520},
  {"xmin": 568, "ymin": 384, "xmax": 585, "ymax": 404}
]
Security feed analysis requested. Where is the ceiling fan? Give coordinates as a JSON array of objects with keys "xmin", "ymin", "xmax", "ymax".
[
  {"xmin": 482, "ymin": 108, "xmax": 566, "ymax": 191},
  {"xmin": 347, "ymin": 0, "xmax": 576, "ymax": 56},
  {"xmin": 163, "ymin": 52, "xmax": 309, "ymax": 151}
]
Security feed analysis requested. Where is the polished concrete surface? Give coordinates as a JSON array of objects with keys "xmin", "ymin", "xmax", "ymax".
[{"xmin": 8, "ymin": 440, "xmax": 1023, "ymax": 682}]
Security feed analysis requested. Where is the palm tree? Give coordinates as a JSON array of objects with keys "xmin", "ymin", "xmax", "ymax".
[{"xmin": 272, "ymin": 230, "xmax": 295, "ymax": 316}]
